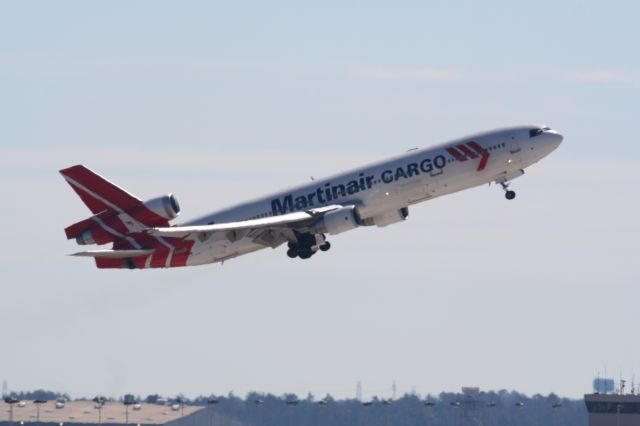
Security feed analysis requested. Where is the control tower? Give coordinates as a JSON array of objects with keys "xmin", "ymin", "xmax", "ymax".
[{"xmin": 584, "ymin": 378, "xmax": 640, "ymax": 426}]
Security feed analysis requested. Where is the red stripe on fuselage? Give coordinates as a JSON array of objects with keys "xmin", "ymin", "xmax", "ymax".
[
  {"xmin": 466, "ymin": 141, "xmax": 490, "ymax": 171},
  {"xmin": 457, "ymin": 144, "xmax": 478, "ymax": 159},
  {"xmin": 446, "ymin": 147, "xmax": 467, "ymax": 162}
]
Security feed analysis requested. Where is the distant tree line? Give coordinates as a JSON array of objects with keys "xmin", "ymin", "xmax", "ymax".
[
  {"xmin": 7, "ymin": 389, "xmax": 587, "ymax": 426},
  {"xmin": 6, "ymin": 389, "xmax": 69, "ymax": 402},
  {"xmin": 187, "ymin": 390, "xmax": 586, "ymax": 426}
]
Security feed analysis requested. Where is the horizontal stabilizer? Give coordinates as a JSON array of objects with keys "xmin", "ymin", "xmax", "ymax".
[{"xmin": 70, "ymin": 249, "xmax": 154, "ymax": 259}]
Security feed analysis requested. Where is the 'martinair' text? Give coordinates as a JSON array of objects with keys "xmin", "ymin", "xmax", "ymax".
[{"xmin": 271, "ymin": 154, "xmax": 446, "ymax": 214}]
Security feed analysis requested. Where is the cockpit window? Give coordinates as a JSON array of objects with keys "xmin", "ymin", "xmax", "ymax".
[
  {"xmin": 529, "ymin": 128, "xmax": 543, "ymax": 138},
  {"xmin": 529, "ymin": 126, "xmax": 552, "ymax": 138}
]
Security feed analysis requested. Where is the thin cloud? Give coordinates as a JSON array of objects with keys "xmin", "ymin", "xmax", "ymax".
[
  {"xmin": 570, "ymin": 69, "xmax": 638, "ymax": 83},
  {"xmin": 0, "ymin": 147, "xmax": 377, "ymax": 181},
  {"xmin": 349, "ymin": 63, "xmax": 640, "ymax": 85},
  {"xmin": 2, "ymin": 54, "xmax": 638, "ymax": 86},
  {"xmin": 349, "ymin": 64, "xmax": 462, "ymax": 81}
]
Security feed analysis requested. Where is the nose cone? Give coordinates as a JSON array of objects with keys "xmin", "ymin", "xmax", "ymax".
[{"xmin": 544, "ymin": 131, "xmax": 563, "ymax": 152}]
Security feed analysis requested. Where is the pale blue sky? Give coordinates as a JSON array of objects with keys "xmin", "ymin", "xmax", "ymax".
[{"xmin": 1, "ymin": 1, "xmax": 639, "ymax": 400}]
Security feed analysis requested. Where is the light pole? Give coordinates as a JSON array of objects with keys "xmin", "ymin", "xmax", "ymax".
[
  {"xmin": 175, "ymin": 397, "xmax": 187, "ymax": 418},
  {"xmin": 485, "ymin": 401, "xmax": 496, "ymax": 425},
  {"xmin": 34, "ymin": 400, "xmax": 47, "ymax": 423},
  {"xmin": 4, "ymin": 397, "xmax": 18, "ymax": 424},
  {"xmin": 515, "ymin": 402, "xmax": 525, "ymax": 426},
  {"xmin": 362, "ymin": 401, "xmax": 372, "ymax": 426},
  {"xmin": 286, "ymin": 399, "xmax": 298, "ymax": 426},
  {"xmin": 93, "ymin": 396, "xmax": 105, "ymax": 424},
  {"xmin": 450, "ymin": 401, "xmax": 461, "ymax": 426},
  {"xmin": 551, "ymin": 402, "xmax": 561, "ymax": 426},
  {"xmin": 316, "ymin": 400, "xmax": 327, "ymax": 425},
  {"xmin": 382, "ymin": 399, "xmax": 392, "ymax": 426},
  {"xmin": 207, "ymin": 398, "xmax": 219, "ymax": 426},
  {"xmin": 123, "ymin": 397, "xmax": 136, "ymax": 425},
  {"xmin": 424, "ymin": 400, "xmax": 435, "ymax": 425}
]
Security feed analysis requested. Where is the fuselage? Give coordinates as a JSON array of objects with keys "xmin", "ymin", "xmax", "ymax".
[{"xmin": 183, "ymin": 125, "xmax": 563, "ymax": 265}]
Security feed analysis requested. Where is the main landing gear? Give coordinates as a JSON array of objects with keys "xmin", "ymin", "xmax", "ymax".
[
  {"xmin": 286, "ymin": 233, "xmax": 331, "ymax": 260},
  {"xmin": 500, "ymin": 182, "xmax": 516, "ymax": 200}
]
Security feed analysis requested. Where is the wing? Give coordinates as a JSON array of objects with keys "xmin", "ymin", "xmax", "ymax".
[{"xmin": 148, "ymin": 205, "xmax": 343, "ymax": 240}]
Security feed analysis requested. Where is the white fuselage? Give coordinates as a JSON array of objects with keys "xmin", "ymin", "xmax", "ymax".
[{"xmin": 183, "ymin": 125, "xmax": 562, "ymax": 265}]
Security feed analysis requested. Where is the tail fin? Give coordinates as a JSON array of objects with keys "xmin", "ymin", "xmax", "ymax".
[{"xmin": 59, "ymin": 165, "xmax": 142, "ymax": 215}]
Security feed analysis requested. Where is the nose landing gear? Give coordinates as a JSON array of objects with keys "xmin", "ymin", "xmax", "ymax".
[{"xmin": 500, "ymin": 182, "xmax": 516, "ymax": 200}]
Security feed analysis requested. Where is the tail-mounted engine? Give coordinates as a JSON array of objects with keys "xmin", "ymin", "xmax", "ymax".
[{"xmin": 126, "ymin": 194, "xmax": 181, "ymax": 222}]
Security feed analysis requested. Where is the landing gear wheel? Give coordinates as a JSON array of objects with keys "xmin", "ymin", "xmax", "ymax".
[
  {"xmin": 320, "ymin": 242, "xmax": 331, "ymax": 252},
  {"xmin": 286, "ymin": 248, "xmax": 298, "ymax": 258},
  {"xmin": 499, "ymin": 181, "xmax": 516, "ymax": 200},
  {"xmin": 298, "ymin": 248, "xmax": 313, "ymax": 259}
]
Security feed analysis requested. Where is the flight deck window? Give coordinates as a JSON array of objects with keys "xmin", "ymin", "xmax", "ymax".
[{"xmin": 529, "ymin": 129, "xmax": 543, "ymax": 138}]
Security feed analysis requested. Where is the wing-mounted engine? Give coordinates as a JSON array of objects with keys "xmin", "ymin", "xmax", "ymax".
[
  {"xmin": 362, "ymin": 207, "xmax": 409, "ymax": 227},
  {"xmin": 312, "ymin": 205, "xmax": 360, "ymax": 235},
  {"xmin": 67, "ymin": 194, "xmax": 181, "ymax": 245}
]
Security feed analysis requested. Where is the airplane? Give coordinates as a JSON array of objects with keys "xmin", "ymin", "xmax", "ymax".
[{"xmin": 60, "ymin": 125, "xmax": 562, "ymax": 269}]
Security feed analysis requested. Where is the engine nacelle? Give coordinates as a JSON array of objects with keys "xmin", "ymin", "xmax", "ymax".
[
  {"xmin": 145, "ymin": 194, "xmax": 181, "ymax": 220},
  {"xmin": 312, "ymin": 206, "xmax": 359, "ymax": 235},
  {"xmin": 363, "ymin": 207, "xmax": 409, "ymax": 227},
  {"xmin": 126, "ymin": 194, "xmax": 181, "ymax": 224},
  {"xmin": 76, "ymin": 229, "xmax": 96, "ymax": 245}
]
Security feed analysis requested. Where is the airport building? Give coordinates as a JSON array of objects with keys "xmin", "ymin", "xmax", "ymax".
[
  {"xmin": 0, "ymin": 400, "xmax": 210, "ymax": 426},
  {"xmin": 584, "ymin": 393, "xmax": 640, "ymax": 426}
]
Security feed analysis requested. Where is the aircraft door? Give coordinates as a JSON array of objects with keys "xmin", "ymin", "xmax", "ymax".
[{"xmin": 507, "ymin": 134, "xmax": 522, "ymax": 165}]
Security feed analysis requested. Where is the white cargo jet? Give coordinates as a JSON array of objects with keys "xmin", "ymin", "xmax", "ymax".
[{"xmin": 60, "ymin": 125, "xmax": 562, "ymax": 269}]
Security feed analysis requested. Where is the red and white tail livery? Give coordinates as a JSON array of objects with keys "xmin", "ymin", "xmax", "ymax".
[{"xmin": 61, "ymin": 125, "xmax": 562, "ymax": 269}]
